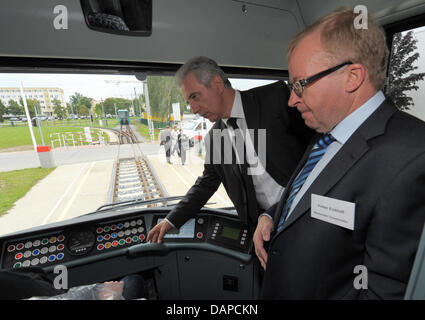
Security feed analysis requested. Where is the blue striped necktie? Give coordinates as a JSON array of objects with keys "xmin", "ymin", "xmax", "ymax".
[{"xmin": 277, "ymin": 133, "xmax": 336, "ymax": 232}]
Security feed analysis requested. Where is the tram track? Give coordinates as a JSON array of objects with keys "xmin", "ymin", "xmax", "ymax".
[{"xmin": 110, "ymin": 125, "xmax": 166, "ymax": 207}]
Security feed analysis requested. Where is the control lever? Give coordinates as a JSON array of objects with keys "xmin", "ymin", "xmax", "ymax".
[{"xmin": 127, "ymin": 242, "xmax": 169, "ymax": 258}]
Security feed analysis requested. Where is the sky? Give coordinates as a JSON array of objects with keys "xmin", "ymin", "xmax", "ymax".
[{"xmin": 0, "ymin": 73, "xmax": 274, "ymax": 104}]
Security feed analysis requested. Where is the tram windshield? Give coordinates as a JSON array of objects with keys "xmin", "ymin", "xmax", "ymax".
[{"xmin": 0, "ymin": 72, "xmax": 272, "ymax": 236}]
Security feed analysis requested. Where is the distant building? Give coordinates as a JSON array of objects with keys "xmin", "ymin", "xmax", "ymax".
[{"xmin": 0, "ymin": 87, "xmax": 66, "ymax": 116}]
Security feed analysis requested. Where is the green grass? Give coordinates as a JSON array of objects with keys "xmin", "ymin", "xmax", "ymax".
[
  {"xmin": 0, "ymin": 167, "xmax": 54, "ymax": 216},
  {"xmin": 134, "ymin": 122, "xmax": 160, "ymax": 140},
  {"xmin": 0, "ymin": 120, "xmax": 111, "ymax": 150}
]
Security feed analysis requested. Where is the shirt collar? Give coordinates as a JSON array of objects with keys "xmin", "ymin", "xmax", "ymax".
[
  {"xmin": 330, "ymin": 90, "xmax": 385, "ymax": 144},
  {"xmin": 222, "ymin": 90, "xmax": 244, "ymax": 126}
]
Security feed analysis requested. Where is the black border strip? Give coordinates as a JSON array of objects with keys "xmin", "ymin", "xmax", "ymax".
[{"xmin": 0, "ymin": 57, "xmax": 288, "ymax": 80}]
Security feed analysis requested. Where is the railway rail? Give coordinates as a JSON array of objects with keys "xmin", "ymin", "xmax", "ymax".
[{"xmin": 110, "ymin": 125, "xmax": 166, "ymax": 206}]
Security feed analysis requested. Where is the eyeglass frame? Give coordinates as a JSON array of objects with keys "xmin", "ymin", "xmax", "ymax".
[{"xmin": 288, "ymin": 61, "xmax": 353, "ymax": 97}]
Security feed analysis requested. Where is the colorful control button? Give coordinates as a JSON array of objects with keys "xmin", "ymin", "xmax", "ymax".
[
  {"xmin": 197, "ymin": 232, "xmax": 204, "ymax": 239},
  {"xmin": 13, "ymin": 262, "xmax": 22, "ymax": 269},
  {"xmin": 125, "ymin": 237, "xmax": 132, "ymax": 244},
  {"xmin": 15, "ymin": 253, "xmax": 23, "ymax": 260},
  {"xmin": 41, "ymin": 239, "xmax": 49, "ymax": 245},
  {"xmin": 57, "ymin": 235, "xmax": 65, "ymax": 242},
  {"xmin": 48, "ymin": 255, "xmax": 56, "ymax": 262},
  {"xmin": 117, "ymin": 223, "xmax": 124, "ymax": 230},
  {"xmin": 97, "ymin": 244, "xmax": 104, "ymax": 251},
  {"xmin": 111, "ymin": 233, "xmax": 117, "ymax": 239},
  {"xmin": 119, "ymin": 239, "xmax": 125, "ymax": 246},
  {"xmin": 16, "ymin": 243, "xmax": 24, "ymax": 250},
  {"xmin": 105, "ymin": 242, "xmax": 111, "ymax": 249},
  {"xmin": 104, "ymin": 234, "xmax": 111, "ymax": 241},
  {"xmin": 96, "ymin": 227, "xmax": 103, "ymax": 234},
  {"xmin": 112, "ymin": 240, "xmax": 118, "ymax": 247},
  {"xmin": 104, "ymin": 226, "xmax": 110, "ymax": 232},
  {"xmin": 139, "ymin": 234, "xmax": 145, "ymax": 241},
  {"xmin": 7, "ymin": 245, "xmax": 15, "ymax": 252},
  {"xmin": 57, "ymin": 253, "xmax": 64, "ymax": 260},
  {"xmin": 49, "ymin": 237, "xmax": 57, "ymax": 244},
  {"xmin": 132, "ymin": 236, "xmax": 139, "ymax": 243},
  {"xmin": 32, "ymin": 249, "xmax": 40, "ymax": 256},
  {"xmin": 97, "ymin": 235, "xmax": 103, "ymax": 242},
  {"xmin": 111, "ymin": 225, "xmax": 117, "ymax": 231},
  {"xmin": 57, "ymin": 244, "xmax": 65, "ymax": 251}
]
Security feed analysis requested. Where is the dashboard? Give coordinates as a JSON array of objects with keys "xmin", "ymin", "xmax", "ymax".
[{"xmin": 0, "ymin": 207, "xmax": 259, "ymax": 299}]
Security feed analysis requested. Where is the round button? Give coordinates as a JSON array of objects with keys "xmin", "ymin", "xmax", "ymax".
[
  {"xmin": 136, "ymin": 219, "xmax": 143, "ymax": 226},
  {"xmin": 117, "ymin": 223, "xmax": 124, "ymax": 230},
  {"xmin": 41, "ymin": 247, "xmax": 48, "ymax": 255},
  {"xmin": 111, "ymin": 233, "xmax": 117, "ymax": 239},
  {"xmin": 97, "ymin": 235, "xmax": 103, "ymax": 242},
  {"xmin": 139, "ymin": 234, "xmax": 145, "ymax": 241},
  {"xmin": 96, "ymin": 227, "xmax": 103, "ymax": 234},
  {"xmin": 197, "ymin": 218, "xmax": 204, "ymax": 225},
  {"xmin": 105, "ymin": 242, "xmax": 111, "ymax": 249},
  {"xmin": 33, "ymin": 240, "xmax": 41, "ymax": 247},
  {"xmin": 7, "ymin": 245, "xmax": 15, "ymax": 252},
  {"xmin": 16, "ymin": 243, "xmax": 24, "ymax": 250},
  {"xmin": 112, "ymin": 240, "xmax": 118, "ymax": 247},
  {"xmin": 24, "ymin": 250, "xmax": 31, "ymax": 258},
  {"xmin": 49, "ymin": 237, "xmax": 57, "ymax": 244},
  {"xmin": 197, "ymin": 232, "xmax": 203, "ymax": 239},
  {"xmin": 97, "ymin": 244, "xmax": 104, "ymax": 251},
  {"xmin": 125, "ymin": 237, "xmax": 132, "ymax": 244},
  {"xmin": 138, "ymin": 227, "xmax": 144, "ymax": 233},
  {"xmin": 32, "ymin": 249, "xmax": 40, "ymax": 256},
  {"xmin": 57, "ymin": 244, "xmax": 65, "ymax": 251},
  {"xmin": 119, "ymin": 239, "xmax": 125, "ymax": 246},
  {"xmin": 49, "ymin": 245, "xmax": 56, "ymax": 253},
  {"xmin": 57, "ymin": 235, "xmax": 65, "ymax": 242},
  {"xmin": 31, "ymin": 258, "xmax": 40, "ymax": 266},
  {"xmin": 24, "ymin": 241, "xmax": 32, "ymax": 249},
  {"xmin": 15, "ymin": 253, "xmax": 23, "ymax": 260},
  {"xmin": 48, "ymin": 255, "xmax": 56, "ymax": 262},
  {"xmin": 111, "ymin": 225, "xmax": 117, "ymax": 231},
  {"xmin": 124, "ymin": 222, "xmax": 130, "ymax": 228},
  {"xmin": 40, "ymin": 256, "xmax": 48, "ymax": 264},
  {"xmin": 132, "ymin": 236, "xmax": 139, "ymax": 242},
  {"xmin": 41, "ymin": 239, "xmax": 49, "ymax": 245},
  {"xmin": 130, "ymin": 221, "xmax": 137, "ymax": 227},
  {"xmin": 13, "ymin": 262, "xmax": 22, "ymax": 269},
  {"xmin": 104, "ymin": 234, "xmax": 111, "ymax": 241},
  {"xmin": 104, "ymin": 226, "xmax": 110, "ymax": 232},
  {"xmin": 57, "ymin": 253, "xmax": 64, "ymax": 260},
  {"xmin": 118, "ymin": 231, "xmax": 125, "ymax": 238},
  {"xmin": 23, "ymin": 260, "xmax": 31, "ymax": 267}
]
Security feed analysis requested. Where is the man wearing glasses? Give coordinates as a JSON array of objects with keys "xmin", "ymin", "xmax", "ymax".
[{"xmin": 254, "ymin": 8, "xmax": 425, "ymax": 299}]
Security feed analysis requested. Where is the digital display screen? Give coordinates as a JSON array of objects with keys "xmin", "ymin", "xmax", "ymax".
[
  {"xmin": 220, "ymin": 226, "xmax": 240, "ymax": 241},
  {"xmin": 158, "ymin": 218, "xmax": 195, "ymax": 238}
]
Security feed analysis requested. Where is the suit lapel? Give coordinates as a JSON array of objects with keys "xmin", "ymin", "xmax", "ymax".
[{"xmin": 274, "ymin": 99, "xmax": 398, "ymax": 234}]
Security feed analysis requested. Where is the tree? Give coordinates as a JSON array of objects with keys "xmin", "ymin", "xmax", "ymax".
[
  {"xmin": 386, "ymin": 31, "xmax": 425, "ymax": 111},
  {"xmin": 52, "ymin": 98, "xmax": 66, "ymax": 119},
  {"xmin": 0, "ymin": 100, "xmax": 6, "ymax": 122},
  {"xmin": 7, "ymin": 99, "xmax": 23, "ymax": 116},
  {"xmin": 69, "ymin": 92, "xmax": 92, "ymax": 116},
  {"xmin": 147, "ymin": 76, "xmax": 187, "ymax": 121}
]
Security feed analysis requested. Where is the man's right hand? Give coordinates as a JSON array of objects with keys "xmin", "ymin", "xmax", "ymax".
[
  {"xmin": 253, "ymin": 215, "xmax": 274, "ymax": 270},
  {"xmin": 147, "ymin": 219, "xmax": 173, "ymax": 243}
]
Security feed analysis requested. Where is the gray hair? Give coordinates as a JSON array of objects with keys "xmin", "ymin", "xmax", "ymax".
[{"xmin": 175, "ymin": 56, "xmax": 232, "ymax": 89}]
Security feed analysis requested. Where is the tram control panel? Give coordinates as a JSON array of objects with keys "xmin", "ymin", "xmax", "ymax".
[{"xmin": 0, "ymin": 210, "xmax": 252, "ymax": 271}]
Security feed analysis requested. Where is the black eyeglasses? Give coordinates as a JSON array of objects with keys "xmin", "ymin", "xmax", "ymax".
[{"xmin": 288, "ymin": 61, "xmax": 352, "ymax": 97}]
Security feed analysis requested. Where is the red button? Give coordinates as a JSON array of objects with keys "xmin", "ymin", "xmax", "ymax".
[
  {"xmin": 7, "ymin": 245, "xmax": 15, "ymax": 252},
  {"xmin": 15, "ymin": 253, "xmax": 23, "ymax": 260},
  {"xmin": 96, "ymin": 227, "xmax": 103, "ymax": 234},
  {"xmin": 112, "ymin": 241, "xmax": 118, "ymax": 247},
  {"xmin": 139, "ymin": 234, "xmax": 145, "ymax": 241},
  {"xmin": 97, "ymin": 244, "xmax": 104, "ymax": 251},
  {"xmin": 57, "ymin": 244, "xmax": 65, "ymax": 251},
  {"xmin": 197, "ymin": 232, "xmax": 203, "ymax": 239}
]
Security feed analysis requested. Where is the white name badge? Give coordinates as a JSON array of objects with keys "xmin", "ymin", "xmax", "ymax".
[{"xmin": 311, "ymin": 194, "xmax": 355, "ymax": 230}]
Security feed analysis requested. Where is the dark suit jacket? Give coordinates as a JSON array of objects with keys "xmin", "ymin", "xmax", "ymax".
[
  {"xmin": 261, "ymin": 98, "xmax": 425, "ymax": 299},
  {"xmin": 166, "ymin": 81, "xmax": 312, "ymax": 229}
]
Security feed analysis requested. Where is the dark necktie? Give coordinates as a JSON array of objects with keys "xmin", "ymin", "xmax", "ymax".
[
  {"xmin": 226, "ymin": 117, "xmax": 246, "ymax": 171},
  {"xmin": 277, "ymin": 133, "xmax": 336, "ymax": 232}
]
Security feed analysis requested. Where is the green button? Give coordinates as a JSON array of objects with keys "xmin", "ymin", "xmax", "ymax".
[
  {"xmin": 132, "ymin": 236, "xmax": 139, "ymax": 242},
  {"xmin": 119, "ymin": 239, "xmax": 125, "ymax": 245},
  {"xmin": 41, "ymin": 239, "xmax": 49, "ymax": 245},
  {"xmin": 13, "ymin": 262, "xmax": 22, "ymax": 269}
]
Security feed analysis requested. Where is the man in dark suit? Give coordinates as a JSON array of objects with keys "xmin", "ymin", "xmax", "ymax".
[
  {"xmin": 255, "ymin": 8, "xmax": 425, "ymax": 299},
  {"xmin": 147, "ymin": 56, "xmax": 312, "ymax": 242}
]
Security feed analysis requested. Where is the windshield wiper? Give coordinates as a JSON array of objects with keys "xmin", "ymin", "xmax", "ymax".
[{"xmin": 95, "ymin": 196, "xmax": 185, "ymax": 212}]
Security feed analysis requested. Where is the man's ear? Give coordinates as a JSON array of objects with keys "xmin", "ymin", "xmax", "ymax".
[{"xmin": 345, "ymin": 63, "xmax": 366, "ymax": 93}]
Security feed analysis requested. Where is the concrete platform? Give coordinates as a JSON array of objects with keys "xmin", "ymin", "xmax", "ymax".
[{"xmin": 0, "ymin": 143, "xmax": 233, "ymax": 237}]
